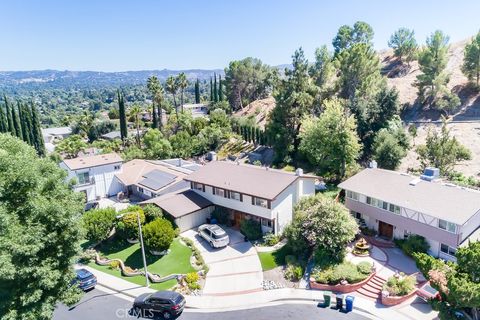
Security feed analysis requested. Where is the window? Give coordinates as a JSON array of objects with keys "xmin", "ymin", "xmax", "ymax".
[
  {"xmin": 439, "ymin": 219, "xmax": 456, "ymax": 233},
  {"xmin": 214, "ymin": 188, "xmax": 226, "ymax": 197},
  {"xmin": 138, "ymin": 186, "xmax": 144, "ymax": 194},
  {"xmin": 388, "ymin": 203, "xmax": 400, "ymax": 215},
  {"xmin": 114, "ymin": 165, "xmax": 121, "ymax": 170},
  {"xmin": 346, "ymin": 190, "xmax": 359, "ymax": 200},
  {"xmin": 77, "ymin": 172, "xmax": 90, "ymax": 185},
  {"xmin": 440, "ymin": 243, "xmax": 457, "ymax": 256},
  {"xmin": 229, "ymin": 191, "xmax": 242, "ymax": 201},
  {"xmin": 261, "ymin": 218, "xmax": 272, "ymax": 228},
  {"xmin": 253, "ymin": 197, "xmax": 268, "ymax": 208},
  {"xmin": 192, "ymin": 182, "xmax": 204, "ymax": 191},
  {"xmin": 366, "ymin": 197, "xmax": 372, "ymax": 205}
]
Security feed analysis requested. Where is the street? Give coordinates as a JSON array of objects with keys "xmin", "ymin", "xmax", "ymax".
[{"xmin": 54, "ymin": 286, "xmax": 370, "ymax": 320}]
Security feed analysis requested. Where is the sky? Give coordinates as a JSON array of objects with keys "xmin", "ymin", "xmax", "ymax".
[{"xmin": 1, "ymin": 0, "xmax": 480, "ymax": 72}]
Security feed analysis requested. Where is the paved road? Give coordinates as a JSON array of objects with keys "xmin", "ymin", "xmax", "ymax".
[{"xmin": 54, "ymin": 287, "xmax": 370, "ymax": 320}]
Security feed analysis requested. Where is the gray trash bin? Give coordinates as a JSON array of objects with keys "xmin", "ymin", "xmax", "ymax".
[{"xmin": 335, "ymin": 294, "xmax": 344, "ymax": 309}]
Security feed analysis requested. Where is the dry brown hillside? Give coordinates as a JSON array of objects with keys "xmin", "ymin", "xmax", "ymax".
[{"xmin": 232, "ymin": 97, "xmax": 275, "ymax": 129}]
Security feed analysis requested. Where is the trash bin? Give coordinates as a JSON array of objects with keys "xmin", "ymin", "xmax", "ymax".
[
  {"xmin": 336, "ymin": 294, "xmax": 344, "ymax": 310},
  {"xmin": 210, "ymin": 218, "xmax": 217, "ymax": 224},
  {"xmin": 323, "ymin": 291, "xmax": 332, "ymax": 307},
  {"xmin": 345, "ymin": 295, "xmax": 355, "ymax": 312}
]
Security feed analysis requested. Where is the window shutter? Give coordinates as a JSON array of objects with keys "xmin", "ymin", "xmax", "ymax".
[
  {"xmin": 226, "ymin": 190, "xmax": 230, "ymax": 198},
  {"xmin": 202, "ymin": 184, "xmax": 205, "ymax": 192},
  {"xmin": 240, "ymin": 194, "xmax": 243, "ymax": 202},
  {"xmin": 190, "ymin": 182, "xmax": 193, "ymax": 189},
  {"xmin": 213, "ymin": 187, "xmax": 216, "ymax": 195},
  {"xmin": 267, "ymin": 201, "xmax": 271, "ymax": 209},
  {"xmin": 251, "ymin": 196, "xmax": 255, "ymax": 205}
]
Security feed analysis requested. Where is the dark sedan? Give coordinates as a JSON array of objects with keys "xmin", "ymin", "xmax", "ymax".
[
  {"xmin": 74, "ymin": 268, "xmax": 97, "ymax": 291},
  {"xmin": 132, "ymin": 291, "xmax": 185, "ymax": 319}
]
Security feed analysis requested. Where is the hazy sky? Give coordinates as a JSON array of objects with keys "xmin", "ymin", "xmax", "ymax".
[{"xmin": 2, "ymin": 0, "xmax": 480, "ymax": 71}]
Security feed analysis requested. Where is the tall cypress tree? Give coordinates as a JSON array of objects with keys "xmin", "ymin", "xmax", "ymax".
[
  {"xmin": 17, "ymin": 101, "xmax": 27, "ymax": 141},
  {"xmin": 195, "ymin": 79, "xmax": 200, "ymax": 104},
  {"xmin": 0, "ymin": 104, "xmax": 6, "ymax": 133},
  {"xmin": 11, "ymin": 103, "xmax": 22, "ymax": 139},
  {"xmin": 210, "ymin": 77, "xmax": 213, "ymax": 101},
  {"xmin": 4, "ymin": 96, "xmax": 15, "ymax": 135},
  {"xmin": 30, "ymin": 102, "xmax": 46, "ymax": 156},
  {"xmin": 151, "ymin": 101, "xmax": 158, "ymax": 129},
  {"xmin": 118, "ymin": 90, "xmax": 128, "ymax": 141},
  {"xmin": 213, "ymin": 73, "xmax": 218, "ymax": 102},
  {"xmin": 22, "ymin": 103, "xmax": 34, "ymax": 145},
  {"xmin": 218, "ymin": 75, "xmax": 224, "ymax": 102}
]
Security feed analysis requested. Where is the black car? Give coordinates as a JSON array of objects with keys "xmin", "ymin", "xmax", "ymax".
[
  {"xmin": 74, "ymin": 268, "xmax": 97, "ymax": 291},
  {"xmin": 132, "ymin": 291, "xmax": 185, "ymax": 319}
]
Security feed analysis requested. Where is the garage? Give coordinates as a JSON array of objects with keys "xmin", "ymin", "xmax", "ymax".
[{"xmin": 141, "ymin": 190, "xmax": 214, "ymax": 232}]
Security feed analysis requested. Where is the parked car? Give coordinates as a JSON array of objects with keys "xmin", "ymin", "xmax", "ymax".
[
  {"xmin": 73, "ymin": 268, "xmax": 97, "ymax": 291},
  {"xmin": 132, "ymin": 291, "xmax": 185, "ymax": 319},
  {"xmin": 198, "ymin": 224, "xmax": 230, "ymax": 248}
]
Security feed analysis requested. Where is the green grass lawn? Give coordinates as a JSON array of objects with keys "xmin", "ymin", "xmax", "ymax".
[
  {"xmin": 319, "ymin": 184, "xmax": 340, "ymax": 200},
  {"xmin": 258, "ymin": 245, "xmax": 291, "ymax": 271},
  {"xmin": 89, "ymin": 238, "xmax": 195, "ymax": 290}
]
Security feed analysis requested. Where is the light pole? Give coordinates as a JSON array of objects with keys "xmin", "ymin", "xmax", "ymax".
[{"xmin": 117, "ymin": 211, "xmax": 149, "ymax": 287}]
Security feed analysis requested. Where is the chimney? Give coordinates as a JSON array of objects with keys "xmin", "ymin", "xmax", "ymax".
[{"xmin": 369, "ymin": 160, "xmax": 378, "ymax": 169}]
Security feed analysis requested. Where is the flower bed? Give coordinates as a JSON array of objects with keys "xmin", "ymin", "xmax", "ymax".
[
  {"xmin": 310, "ymin": 271, "xmax": 375, "ymax": 293},
  {"xmin": 381, "ymin": 273, "xmax": 417, "ymax": 306},
  {"xmin": 309, "ymin": 261, "xmax": 374, "ymax": 293},
  {"xmin": 381, "ymin": 288, "xmax": 418, "ymax": 305}
]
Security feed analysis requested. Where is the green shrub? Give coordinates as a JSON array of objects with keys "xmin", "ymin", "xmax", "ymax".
[
  {"xmin": 109, "ymin": 260, "xmax": 120, "ymax": 270},
  {"xmin": 263, "ymin": 233, "xmax": 280, "ymax": 246},
  {"xmin": 312, "ymin": 261, "xmax": 371, "ymax": 285},
  {"xmin": 143, "ymin": 218, "xmax": 175, "ymax": 252},
  {"xmin": 360, "ymin": 226, "xmax": 377, "ymax": 236},
  {"xmin": 357, "ymin": 261, "xmax": 372, "ymax": 275},
  {"xmin": 383, "ymin": 274, "xmax": 416, "ymax": 296},
  {"xmin": 143, "ymin": 204, "xmax": 163, "ymax": 222},
  {"xmin": 284, "ymin": 264, "xmax": 303, "ymax": 281},
  {"xmin": 185, "ymin": 272, "xmax": 200, "ymax": 290},
  {"xmin": 285, "ymin": 255, "xmax": 297, "ymax": 265},
  {"xmin": 116, "ymin": 207, "xmax": 145, "ymax": 240},
  {"xmin": 211, "ymin": 207, "xmax": 230, "ymax": 225},
  {"xmin": 395, "ymin": 235, "xmax": 430, "ymax": 257},
  {"xmin": 82, "ymin": 208, "xmax": 117, "ymax": 243},
  {"xmin": 313, "ymin": 246, "xmax": 343, "ymax": 268},
  {"xmin": 240, "ymin": 219, "xmax": 263, "ymax": 241}
]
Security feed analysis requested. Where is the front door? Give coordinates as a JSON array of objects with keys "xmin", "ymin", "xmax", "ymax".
[
  {"xmin": 233, "ymin": 211, "xmax": 244, "ymax": 229},
  {"xmin": 378, "ymin": 221, "xmax": 394, "ymax": 239}
]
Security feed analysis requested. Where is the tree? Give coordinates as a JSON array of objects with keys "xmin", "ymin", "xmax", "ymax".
[
  {"xmin": 462, "ymin": 31, "xmax": 480, "ymax": 87},
  {"xmin": 55, "ymin": 134, "xmax": 87, "ymax": 158},
  {"xmin": 143, "ymin": 218, "xmax": 175, "ymax": 252},
  {"xmin": 373, "ymin": 127, "xmax": 409, "ymax": 170},
  {"xmin": 11, "ymin": 103, "xmax": 22, "ymax": 139},
  {"xmin": 266, "ymin": 48, "xmax": 316, "ymax": 164},
  {"xmin": 107, "ymin": 107, "xmax": 119, "ymax": 120},
  {"xmin": 147, "ymin": 76, "xmax": 160, "ymax": 129},
  {"xmin": 284, "ymin": 193, "xmax": 358, "ymax": 263},
  {"xmin": 166, "ymin": 75, "xmax": 179, "ymax": 117},
  {"xmin": 408, "ymin": 123, "xmax": 418, "ymax": 146},
  {"xmin": 416, "ymin": 118, "xmax": 471, "ymax": 173},
  {"xmin": 169, "ymin": 131, "xmax": 197, "ymax": 158},
  {"xmin": 218, "ymin": 75, "xmax": 224, "ymax": 101},
  {"xmin": 118, "ymin": 90, "xmax": 128, "ymax": 142},
  {"xmin": 332, "ymin": 21, "xmax": 374, "ymax": 55},
  {"xmin": 30, "ymin": 102, "xmax": 46, "ymax": 156},
  {"xmin": 416, "ymin": 30, "xmax": 459, "ymax": 112},
  {"xmin": 224, "ymin": 57, "xmax": 276, "ymax": 110},
  {"xmin": 176, "ymin": 72, "xmax": 188, "ymax": 112},
  {"xmin": 129, "ymin": 104, "xmax": 142, "ymax": 147},
  {"xmin": 116, "ymin": 207, "xmax": 145, "ymax": 240},
  {"xmin": 0, "ymin": 103, "xmax": 7, "ymax": 133},
  {"xmin": 0, "ymin": 134, "xmax": 84, "ymax": 319},
  {"xmin": 213, "ymin": 73, "xmax": 218, "ymax": 102},
  {"xmin": 194, "ymin": 78, "xmax": 200, "ymax": 103},
  {"xmin": 4, "ymin": 95, "xmax": 15, "ymax": 135},
  {"xmin": 143, "ymin": 129, "xmax": 172, "ymax": 159},
  {"xmin": 299, "ymin": 99, "xmax": 361, "ymax": 180},
  {"xmin": 309, "ymin": 45, "xmax": 334, "ymax": 108},
  {"xmin": 82, "ymin": 208, "xmax": 117, "ymax": 243},
  {"xmin": 210, "ymin": 77, "xmax": 213, "ymax": 102},
  {"xmin": 122, "ymin": 145, "xmax": 145, "ymax": 161},
  {"xmin": 87, "ymin": 121, "xmax": 116, "ymax": 142},
  {"xmin": 143, "ymin": 204, "xmax": 163, "ymax": 223},
  {"xmin": 388, "ymin": 28, "xmax": 418, "ymax": 65}
]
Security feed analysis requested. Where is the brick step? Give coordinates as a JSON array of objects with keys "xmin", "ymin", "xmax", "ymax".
[
  {"xmin": 356, "ymin": 287, "xmax": 380, "ymax": 299},
  {"xmin": 370, "ymin": 278, "xmax": 386, "ymax": 287},
  {"xmin": 374, "ymin": 275, "xmax": 387, "ymax": 282},
  {"xmin": 366, "ymin": 281, "xmax": 383, "ymax": 291},
  {"xmin": 362, "ymin": 284, "xmax": 382, "ymax": 295}
]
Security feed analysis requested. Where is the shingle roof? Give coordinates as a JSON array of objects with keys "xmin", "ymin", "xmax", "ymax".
[
  {"xmin": 41, "ymin": 127, "xmax": 72, "ymax": 136},
  {"xmin": 62, "ymin": 153, "xmax": 122, "ymax": 170},
  {"xmin": 338, "ymin": 168, "xmax": 480, "ymax": 225},
  {"xmin": 184, "ymin": 161, "xmax": 316, "ymax": 200},
  {"xmin": 141, "ymin": 190, "xmax": 213, "ymax": 218}
]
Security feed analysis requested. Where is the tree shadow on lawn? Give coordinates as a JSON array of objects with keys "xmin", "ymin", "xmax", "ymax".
[
  {"xmin": 124, "ymin": 247, "xmax": 166, "ymax": 272},
  {"xmin": 96, "ymin": 238, "xmax": 133, "ymax": 256},
  {"xmin": 271, "ymin": 245, "xmax": 291, "ymax": 266}
]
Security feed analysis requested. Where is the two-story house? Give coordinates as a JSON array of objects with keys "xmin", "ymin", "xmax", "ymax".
[
  {"xmin": 339, "ymin": 168, "xmax": 480, "ymax": 261},
  {"xmin": 183, "ymin": 161, "xmax": 317, "ymax": 234},
  {"xmin": 60, "ymin": 153, "xmax": 124, "ymax": 202}
]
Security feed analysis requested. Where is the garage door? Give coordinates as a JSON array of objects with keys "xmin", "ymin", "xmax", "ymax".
[{"xmin": 175, "ymin": 206, "xmax": 214, "ymax": 232}]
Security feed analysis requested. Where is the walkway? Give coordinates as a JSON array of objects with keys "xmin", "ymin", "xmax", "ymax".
[{"xmin": 181, "ymin": 227, "xmax": 263, "ymax": 296}]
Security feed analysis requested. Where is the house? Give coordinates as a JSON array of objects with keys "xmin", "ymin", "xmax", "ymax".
[
  {"xmin": 42, "ymin": 126, "xmax": 72, "ymax": 153},
  {"xmin": 60, "ymin": 153, "xmax": 124, "ymax": 202},
  {"xmin": 183, "ymin": 103, "xmax": 208, "ymax": 118},
  {"xmin": 101, "ymin": 131, "xmax": 122, "ymax": 140},
  {"xmin": 114, "ymin": 159, "xmax": 195, "ymax": 200},
  {"xmin": 183, "ymin": 161, "xmax": 317, "ymax": 234},
  {"xmin": 142, "ymin": 190, "xmax": 215, "ymax": 232},
  {"xmin": 339, "ymin": 168, "xmax": 480, "ymax": 261}
]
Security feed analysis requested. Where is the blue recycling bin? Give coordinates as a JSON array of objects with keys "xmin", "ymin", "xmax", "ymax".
[
  {"xmin": 210, "ymin": 218, "xmax": 217, "ymax": 224},
  {"xmin": 345, "ymin": 295, "xmax": 355, "ymax": 312}
]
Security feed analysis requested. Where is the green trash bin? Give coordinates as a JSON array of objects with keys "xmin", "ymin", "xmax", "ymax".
[{"xmin": 323, "ymin": 291, "xmax": 332, "ymax": 307}]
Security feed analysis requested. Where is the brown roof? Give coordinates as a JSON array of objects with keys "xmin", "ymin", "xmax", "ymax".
[
  {"xmin": 141, "ymin": 190, "xmax": 213, "ymax": 218},
  {"xmin": 338, "ymin": 168, "xmax": 480, "ymax": 225},
  {"xmin": 62, "ymin": 153, "xmax": 122, "ymax": 170},
  {"xmin": 115, "ymin": 159, "xmax": 188, "ymax": 192},
  {"xmin": 185, "ymin": 161, "xmax": 316, "ymax": 200}
]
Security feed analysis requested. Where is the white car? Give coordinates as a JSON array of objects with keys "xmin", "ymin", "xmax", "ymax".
[{"xmin": 198, "ymin": 224, "xmax": 230, "ymax": 248}]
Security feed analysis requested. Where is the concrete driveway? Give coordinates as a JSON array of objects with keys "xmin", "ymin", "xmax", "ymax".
[{"xmin": 181, "ymin": 227, "xmax": 263, "ymax": 296}]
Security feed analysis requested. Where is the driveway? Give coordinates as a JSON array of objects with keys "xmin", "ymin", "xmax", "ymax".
[{"xmin": 181, "ymin": 227, "xmax": 263, "ymax": 296}]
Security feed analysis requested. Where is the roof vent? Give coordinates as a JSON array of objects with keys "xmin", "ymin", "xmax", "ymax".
[
  {"xmin": 295, "ymin": 168, "xmax": 304, "ymax": 176},
  {"xmin": 409, "ymin": 178, "xmax": 421, "ymax": 186},
  {"xmin": 420, "ymin": 167, "xmax": 440, "ymax": 182}
]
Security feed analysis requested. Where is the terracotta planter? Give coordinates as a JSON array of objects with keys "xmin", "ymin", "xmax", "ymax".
[
  {"xmin": 309, "ymin": 272, "xmax": 376, "ymax": 293},
  {"xmin": 381, "ymin": 289, "xmax": 418, "ymax": 306}
]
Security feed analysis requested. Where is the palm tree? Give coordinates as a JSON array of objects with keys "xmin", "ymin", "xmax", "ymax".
[
  {"xmin": 147, "ymin": 76, "xmax": 165, "ymax": 129},
  {"xmin": 129, "ymin": 104, "xmax": 142, "ymax": 146},
  {"xmin": 177, "ymin": 72, "xmax": 188, "ymax": 113},
  {"xmin": 166, "ymin": 76, "xmax": 179, "ymax": 117}
]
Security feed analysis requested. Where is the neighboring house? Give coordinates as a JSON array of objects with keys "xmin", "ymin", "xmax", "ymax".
[
  {"xmin": 41, "ymin": 126, "xmax": 72, "ymax": 153},
  {"xmin": 184, "ymin": 161, "xmax": 316, "ymax": 234},
  {"xmin": 101, "ymin": 131, "xmax": 122, "ymax": 140},
  {"xmin": 114, "ymin": 159, "xmax": 193, "ymax": 200},
  {"xmin": 183, "ymin": 103, "xmax": 208, "ymax": 118},
  {"xmin": 339, "ymin": 168, "xmax": 480, "ymax": 261},
  {"xmin": 60, "ymin": 153, "xmax": 124, "ymax": 202},
  {"xmin": 142, "ymin": 190, "xmax": 214, "ymax": 232}
]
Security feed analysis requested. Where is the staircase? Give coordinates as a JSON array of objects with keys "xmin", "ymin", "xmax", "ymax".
[{"xmin": 356, "ymin": 275, "xmax": 387, "ymax": 300}]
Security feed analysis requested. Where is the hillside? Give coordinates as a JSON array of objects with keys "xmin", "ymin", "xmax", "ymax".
[{"xmin": 233, "ymin": 97, "xmax": 276, "ymax": 129}]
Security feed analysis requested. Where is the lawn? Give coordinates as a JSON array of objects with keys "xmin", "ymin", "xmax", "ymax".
[
  {"xmin": 89, "ymin": 238, "xmax": 195, "ymax": 290},
  {"xmin": 258, "ymin": 245, "xmax": 290, "ymax": 271},
  {"xmin": 319, "ymin": 184, "xmax": 340, "ymax": 200}
]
